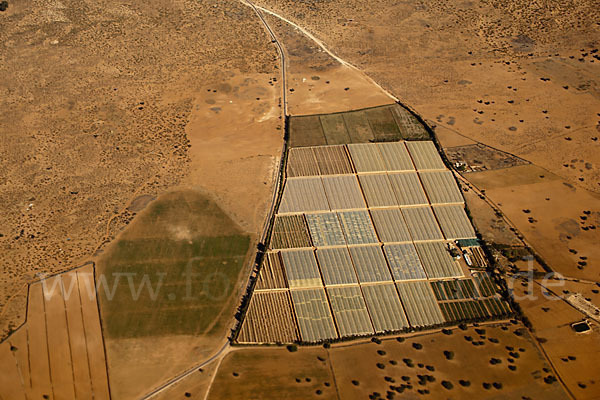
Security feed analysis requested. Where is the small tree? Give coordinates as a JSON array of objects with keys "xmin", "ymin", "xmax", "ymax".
[{"xmin": 0, "ymin": 1, "xmax": 8, "ymax": 11}]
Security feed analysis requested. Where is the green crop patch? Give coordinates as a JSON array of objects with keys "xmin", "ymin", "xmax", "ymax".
[
  {"xmin": 365, "ymin": 107, "xmax": 401, "ymax": 142},
  {"xmin": 98, "ymin": 190, "xmax": 251, "ymax": 338},
  {"xmin": 289, "ymin": 104, "xmax": 424, "ymax": 148}
]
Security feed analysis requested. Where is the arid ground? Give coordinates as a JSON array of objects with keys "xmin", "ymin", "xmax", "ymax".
[{"xmin": 1, "ymin": 0, "xmax": 599, "ymax": 398}]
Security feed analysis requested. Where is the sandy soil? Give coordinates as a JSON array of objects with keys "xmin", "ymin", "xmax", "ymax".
[
  {"xmin": 512, "ymin": 277, "xmax": 600, "ymax": 399},
  {"xmin": 0, "ymin": 0, "xmax": 280, "ymax": 338},
  {"xmin": 466, "ymin": 165, "xmax": 600, "ymax": 281},
  {"xmin": 263, "ymin": 12, "xmax": 394, "ymax": 115},
  {"xmin": 207, "ymin": 346, "xmax": 337, "ymax": 399},
  {"xmin": 208, "ymin": 323, "xmax": 566, "ymax": 399},
  {"xmin": 153, "ymin": 357, "xmax": 220, "ymax": 400},
  {"xmin": 183, "ymin": 72, "xmax": 282, "ymax": 233},
  {"xmin": 0, "ymin": 264, "xmax": 110, "ymax": 400}
]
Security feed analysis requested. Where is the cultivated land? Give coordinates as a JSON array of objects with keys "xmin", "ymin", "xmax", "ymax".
[
  {"xmin": 237, "ymin": 121, "xmax": 513, "ymax": 344},
  {"xmin": 0, "ymin": 264, "xmax": 110, "ymax": 400},
  {"xmin": 97, "ymin": 189, "xmax": 253, "ymax": 399}
]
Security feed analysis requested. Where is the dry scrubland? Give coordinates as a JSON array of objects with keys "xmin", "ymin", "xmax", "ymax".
[
  {"xmin": 0, "ymin": 0, "xmax": 281, "ymax": 338},
  {"xmin": 209, "ymin": 324, "xmax": 563, "ymax": 399},
  {"xmin": 254, "ymin": 0, "xmax": 600, "ymax": 278},
  {"xmin": 262, "ymin": 11, "xmax": 393, "ymax": 115}
]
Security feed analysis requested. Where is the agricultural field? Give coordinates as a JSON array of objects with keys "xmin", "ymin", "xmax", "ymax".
[
  {"xmin": 289, "ymin": 104, "xmax": 430, "ymax": 148},
  {"xmin": 96, "ymin": 190, "xmax": 253, "ymax": 398},
  {"xmin": 238, "ymin": 291, "xmax": 299, "ymax": 343},
  {"xmin": 238, "ymin": 141, "xmax": 511, "ymax": 343},
  {"xmin": 0, "ymin": 264, "xmax": 110, "ymax": 400}
]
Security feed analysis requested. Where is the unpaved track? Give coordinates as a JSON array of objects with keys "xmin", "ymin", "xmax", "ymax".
[{"xmin": 248, "ymin": 2, "xmax": 398, "ymax": 104}]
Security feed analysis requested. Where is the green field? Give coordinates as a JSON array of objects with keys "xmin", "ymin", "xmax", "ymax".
[
  {"xmin": 97, "ymin": 190, "xmax": 251, "ymax": 338},
  {"xmin": 289, "ymin": 104, "xmax": 429, "ymax": 148}
]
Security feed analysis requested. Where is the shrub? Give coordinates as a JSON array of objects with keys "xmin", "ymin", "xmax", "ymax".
[
  {"xmin": 412, "ymin": 342, "xmax": 423, "ymax": 350},
  {"xmin": 286, "ymin": 344, "xmax": 298, "ymax": 352},
  {"xmin": 0, "ymin": 1, "xmax": 8, "ymax": 11},
  {"xmin": 443, "ymin": 350, "xmax": 454, "ymax": 360},
  {"xmin": 441, "ymin": 381, "xmax": 454, "ymax": 390}
]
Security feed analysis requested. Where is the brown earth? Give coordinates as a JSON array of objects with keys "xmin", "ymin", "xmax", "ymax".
[
  {"xmin": 206, "ymin": 323, "xmax": 566, "ymax": 399},
  {"xmin": 0, "ymin": 264, "xmax": 110, "ymax": 400},
  {"xmin": 466, "ymin": 165, "xmax": 600, "ymax": 281},
  {"xmin": 262, "ymin": 11, "xmax": 394, "ymax": 115},
  {"xmin": 512, "ymin": 277, "xmax": 600, "ymax": 399},
  {"xmin": 0, "ymin": 0, "xmax": 280, "ymax": 339}
]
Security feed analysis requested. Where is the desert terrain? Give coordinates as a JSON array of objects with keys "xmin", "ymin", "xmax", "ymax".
[{"xmin": 1, "ymin": 0, "xmax": 599, "ymax": 398}]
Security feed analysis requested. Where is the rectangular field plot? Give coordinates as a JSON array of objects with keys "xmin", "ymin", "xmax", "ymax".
[
  {"xmin": 313, "ymin": 145, "xmax": 354, "ymax": 175},
  {"xmin": 287, "ymin": 147, "xmax": 320, "ymax": 177},
  {"xmin": 316, "ymin": 247, "xmax": 358, "ymax": 286},
  {"xmin": 238, "ymin": 291, "xmax": 300, "ymax": 343},
  {"xmin": 291, "ymin": 289, "xmax": 338, "ymax": 342},
  {"xmin": 290, "ymin": 115, "xmax": 326, "ymax": 147},
  {"xmin": 401, "ymin": 207, "xmax": 444, "ymax": 241},
  {"xmin": 419, "ymin": 171, "xmax": 464, "ymax": 205},
  {"xmin": 433, "ymin": 205, "xmax": 476, "ymax": 240},
  {"xmin": 279, "ymin": 177, "xmax": 330, "ymax": 213},
  {"xmin": 322, "ymin": 175, "xmax": 366, "ymax": 210},
  {"xmin": 358, "ymin": 174, "xmax": 398, "ymax": 208},
  {"xmin": 473, "ymin": 272, "xmax": 497, "ymax": 297},
  {"xmin": 415, "ymin": 241, "xmax": 464, "ymax": 279},
  {"xmin": 320, "ymin": 114, "xmax": 351, "ymax": 145},
  {"xmin": 376, "ymin": 142, "xmax": 414, "ymax": 171},
  {"xmin": 391, "ymin": 104, "xmax": 429, "ymax": 140},
  {"xmin": 383, "ymin": 243, "xmax": 427, "ymax": 281},
  {"xmin": 281, "ymin": 249, "xmax": 323, "ymax": 289},
  {"xmin": 256, "ymin": 252, "xmax": 288, "ymax": 290},
  {"xmin": 362, "ymin": 284, "xmax": 409, "ymax": 332},
  {"xmin": 439, "ymin": 300, "xmax": 490, "ymax": 323},
  {"xmin": 430, "ymin": 279, "xmax": 477, "ymax": 301},
  {"xmin": 271, "ymin": 214, "xmax": 312, "ymax": 249},
  {"xmin": 347, "ymin": 143, "xmax": 386, "ymax": 173},
  {"xmin": 396, "ymin": 281, "xmax": 445, "ymax": 327},
  {"xmin": 348, "ymin": 245, "xmax": 393, "ymax": 283},
  {"xmin": 405, "ymin": 141, "xmax": 446, "ymax": 170},
  {"xmin": 337, "ymin": 210, "xmax": 379, "ymax": 245},
  {"xmin": 306, "ymin": 212, "xmax": 346, "ymax": 247},
  {"xmin": 327, "ymin": 286, "xmax": 374, "ymax": 337},
  {"xmin": 343, "ymin": 110, "xmax": 375, "ymax": 143},
  {"xmin": 388, "ymin": 172, "xmax": 429, "ymax": 206},
  {"xmin": 370, "ymin": 208, "xmax": 411, "ymax": 243},
  {"xmin": 366, "ymin": 106, "xmax": 401, "ymax": 142},
  {"xmin": 482, "ymin": 297, "xmax": 512, "ymax": 317}
]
